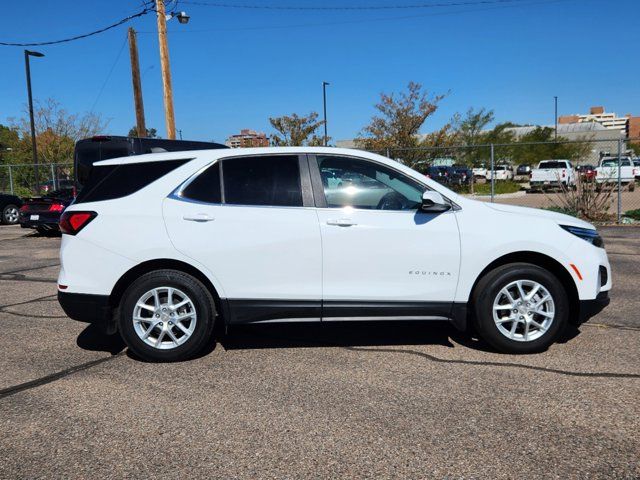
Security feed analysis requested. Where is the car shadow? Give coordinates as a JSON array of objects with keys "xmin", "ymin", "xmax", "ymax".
[
  {"xmin": 77, "ymin": 320, "xmax": 585, "ymax": 361},
  {"xmin": 77, "ymin": 323, "xmax": 126, "ymax": 355},
  {"xmin": 220, "ymin": 320, "xmax": 459, "ymax": 351}
]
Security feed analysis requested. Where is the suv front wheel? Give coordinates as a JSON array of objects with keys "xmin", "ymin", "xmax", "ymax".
[
  {"xmin": 473, "ymin": 263, "xmax": 568, "ymax": 353},
  {"xmin": 118, "ymin": 270, "xmax": 216, "ymax": 362}
]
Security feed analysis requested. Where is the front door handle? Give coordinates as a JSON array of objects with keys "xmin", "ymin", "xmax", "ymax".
[
  {"xmin": 183, "ymin": 213, "xmax": 215, "ymax": 222},
  {"xmin": 326, "ymin": 218, "xmax": 357, "ymax": 227}
]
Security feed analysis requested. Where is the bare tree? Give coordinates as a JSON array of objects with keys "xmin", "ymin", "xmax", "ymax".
[{"xmin": 11, "ymin": 98, "xmax": 108, "ymax": 164}]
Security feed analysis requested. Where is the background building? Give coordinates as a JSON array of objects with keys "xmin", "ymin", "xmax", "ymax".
[
  {"xmin": 559, "ymin": 106, "xmax": 640, "ymax": 138},
  {"xmin": 225, "ymin": 129, "xmax": 269, "ymax": 148}
]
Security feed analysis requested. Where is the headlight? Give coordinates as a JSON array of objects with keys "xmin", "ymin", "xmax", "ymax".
[{"xmin": 560, "ymin": 225, "xmax": 604, "ymax": 248}]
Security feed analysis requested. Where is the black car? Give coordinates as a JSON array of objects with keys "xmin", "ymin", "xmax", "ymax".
[
  {"xmin": 452, "ymin": 164, "xmax": 473, "ymax": 184},
  {"xmin": 516, "ymin": 164, "xmax": 532, "ymax": 176},
  {"xmin": 0, "ymin": 193, "xmax": 23, "ymax": 225},
  {"xmin": 18, "ymin": 188, "xmax": 74, "ymax": 234},
  {"xmin": 425, "ymin": 166, "xmax": 466, "ymax": 185},
  {"xmin": 74, "ymin": 136, "xmax": 228, "ymax": 191}
]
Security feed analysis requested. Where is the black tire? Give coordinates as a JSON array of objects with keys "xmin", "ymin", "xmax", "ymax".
[
  {"xmin": 1, "ymin": 204, "xmax": 19, "ymax": 225},
  {"xmin": 118, "ymin": 269, "xmax": 216, "ymax": 362},
  {"xmin": 472, "ymin": 263, "xmax": 568, "ymax": 354}
]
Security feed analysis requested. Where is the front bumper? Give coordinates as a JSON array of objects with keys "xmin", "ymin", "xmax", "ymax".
[
  {"xmin": 577, "ymin": 291, "xmax": 610, "ymax": 324},
  {"xmin": 58, "ymin": 291, "xmax": 116, "ymax": 334}
]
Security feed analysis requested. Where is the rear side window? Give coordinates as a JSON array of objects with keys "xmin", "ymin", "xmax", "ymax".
[
  {"xmin": 75, "ymin": 159, "xmax": 188, "ymax": 204},
  {"xmin": 180, "ymin": 162, "xmax": 221, "ymax": 203},
  {"xmin": 222, "ymin": 155, "xmax": 302, "ymax": 207}
]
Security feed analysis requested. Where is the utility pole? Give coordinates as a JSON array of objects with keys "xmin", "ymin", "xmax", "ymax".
[
  {"xmin": 156, "ymin": 0, "xmax": 176, "ymax": 139},
  {"xmin": 128, "ymin": 27, "xmax": 147, "ymax": 137},
  {"xmin": 554, "ymin": 96, "xmax": 558, "ymax": 141},
  {"xmin": 322, "ymin": 81, "xmax": 330, "ymax": 146}
]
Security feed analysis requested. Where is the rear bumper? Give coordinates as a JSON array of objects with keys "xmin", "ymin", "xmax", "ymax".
[
  {"xmin": 577, "ymin": 291, "xmax": 610, "ymax": 324},
  {"xmin": 19, "ymin": 212, "xmax": 61, "ymax": 229},
  {"xmin": 58, "ymin": 291, "xmax": 116, "ymax": 334}
]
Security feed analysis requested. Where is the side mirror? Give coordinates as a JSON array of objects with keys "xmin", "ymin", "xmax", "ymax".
[{"xmin": 421, "ymin": 191, "xmax": 451, "ymax": 213}]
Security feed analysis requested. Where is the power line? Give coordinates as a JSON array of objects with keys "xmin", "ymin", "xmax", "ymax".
[
  {"xmin": 89, "ymin": 34, "xmax": 129, "ymax": 113},
  {"xmin": 0, "ymin": 7, "xmax": 153, "ymax": 47},
  {"xmin": 137, "ymin": 0, "xmax": 573, "ymax": 33},
  {"xmin": 180, "ymin": 0, "xmax": 536, "ymax": 10}
]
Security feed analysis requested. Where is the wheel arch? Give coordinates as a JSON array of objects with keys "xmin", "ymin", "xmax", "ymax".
[
  {"xmin": 468, "ymin": 251, "xmax": 579, "ymax": 320},
  {"xmin": 109, "ymin": 259, "xmax": 225, "ymax": 321}
]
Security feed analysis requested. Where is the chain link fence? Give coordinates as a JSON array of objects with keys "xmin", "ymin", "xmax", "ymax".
[
  {"xmin": 368, "ymin": 137, "xmax": 640, "ymax": 224},
  {"xmin": 1, "ymin": 138, "xmax": 639, "ymax": 224},
  {"xmin": 0, "ymin": 162, "xmax": 73, "ymax": 197}
]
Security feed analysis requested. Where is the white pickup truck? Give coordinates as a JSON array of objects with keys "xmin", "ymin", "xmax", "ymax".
[
  {"xmin": 529, "ymin": 160, "xmax": 575, "ymax": 190},
  {"xmin": 595, "ymin": 156, "xmax": 637, "ymax": 191}
]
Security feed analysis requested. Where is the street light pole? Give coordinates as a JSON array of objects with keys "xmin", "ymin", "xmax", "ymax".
[
  {"xmin": 24, "ymin": 50, "xmax": 44, "ymax": 194},
  {"xmin": 322, "ymin": 81, "xmax": 330, "ymax": 146},
  {"xmin": 156, "ymin": 0, "xmax": 176, "ymax": 139}
]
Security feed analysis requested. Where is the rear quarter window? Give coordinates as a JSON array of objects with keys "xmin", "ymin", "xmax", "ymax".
[{"xmin": 75, "ymin": 159, "xmax": 189, "ymax": 204}]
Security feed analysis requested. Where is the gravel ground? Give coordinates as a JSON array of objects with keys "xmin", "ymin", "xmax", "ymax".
[{"xmin": 0, "ymin": 225, "xmax": 638, "ymax": 479}]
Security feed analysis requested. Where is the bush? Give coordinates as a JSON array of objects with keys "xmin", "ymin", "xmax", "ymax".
[
  {"xmin": 624, "ymin": 209, "xmax": 640, "ymax": 221},
  {"xmin": 455, "ymin": 180, "xmax": 522, "ymax": 195},
  {"xmin": 542, "ymin": 206, "xmax": 577, "ymax": 217}
]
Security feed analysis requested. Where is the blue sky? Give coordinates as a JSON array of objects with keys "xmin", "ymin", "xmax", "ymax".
[{"xmin": 0, "ymin": 0, "xmax": 637, "ymax": 143}]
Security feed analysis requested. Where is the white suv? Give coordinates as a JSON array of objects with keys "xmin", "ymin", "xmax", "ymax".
[{"xmin": 58, "ymin": 147, "xmax": 611, "ymax": 361}]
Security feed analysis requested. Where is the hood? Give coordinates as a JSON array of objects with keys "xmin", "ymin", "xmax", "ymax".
[{"xmin": 483, "ymin": 203, "xmax": 595, "ymax": 229}]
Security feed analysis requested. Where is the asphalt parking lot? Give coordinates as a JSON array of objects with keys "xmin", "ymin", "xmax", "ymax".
[{"xmin": 0, "ymin": 225, "xmax": 638, "ymax": 479}]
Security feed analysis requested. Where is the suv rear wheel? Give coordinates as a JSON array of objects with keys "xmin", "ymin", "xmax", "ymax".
[
  {"xmin": 118, "ymin": 269, "xmax": 216, "ymax": 362},
  {"xmin": 473, "ymin": 263, "xmax": 568, "ymax": 353}
]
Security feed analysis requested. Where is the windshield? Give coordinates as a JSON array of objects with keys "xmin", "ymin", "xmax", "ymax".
[
  {"xmin": 601, "ymin": 158, "xmax": 632, "ymax": 167},
  {"xmin": 538, "ymin": 161, "xmax": 568, "ymax": 169}
]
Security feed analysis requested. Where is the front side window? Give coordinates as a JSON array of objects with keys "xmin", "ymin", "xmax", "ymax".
[
  {"xmin": 223, "ymin": 155, "xmax": 302, "ymax": 207},
  {"xmin": 316, "ymin": 156, "xmax": 423, "ymax": 210}
]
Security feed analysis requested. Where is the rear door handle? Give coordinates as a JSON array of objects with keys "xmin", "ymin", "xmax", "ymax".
[
  {"xmin": 326, "ymin": 218, "xmax": 357, "ymax": 227},
  {"xmin": 183, "ymin": 213, "xmax": 215, "ymax": 222}
]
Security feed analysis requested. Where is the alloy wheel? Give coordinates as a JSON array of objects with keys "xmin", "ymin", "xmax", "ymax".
[
  {"xmin": 132, "ymin": 287, "xmax": 197, "ymax": 350},
  {"xmin": 492, "ymin": 279, "xmax": 555, "ymax": 342},
  {"xmin": 4, "ymin": 206, "xmax": 18, "ymax": 224}
]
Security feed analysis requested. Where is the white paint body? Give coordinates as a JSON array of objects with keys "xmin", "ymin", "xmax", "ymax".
[
  {"xmin": 595, "ymin": 157, "xmax": 638, "ymax": 184},
  {"xmin": 530, "ymin": 160, "xmax": 576, "ymax": 186},
  {"xmin": 58, "ymin": 147, "xmax": 611, "ymax": 311}
]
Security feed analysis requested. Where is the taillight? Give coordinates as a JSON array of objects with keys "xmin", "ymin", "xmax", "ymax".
[
  {"xmin": 19, "ymin": 205, "xmax": 28, "ymax": 212},
  {"xmin": 59, "ymin": 211, "xmax": 97, "ymax": 235},
  {"xmin": 562, "ymin": 169, "xmax": 566, "ymax": 178},
  {"xmin": 49, "ymin": 203, "xmax": 65, "ymax": 212}
]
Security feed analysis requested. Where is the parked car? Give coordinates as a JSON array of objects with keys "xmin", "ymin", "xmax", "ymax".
[
  {"xmin": 472, "ymin": 165, "xmax": 487, "ymax": 179},
  {"xmin": 0, "ymin": 193, "xmax": 23, "ymax": 225},
  {"xmin": 633, "ymin": 159, "xmax": 640, "ymax": 180},
  {"xmin": 74, "ymin": 135, "xmax": 228, "ymax": 192},
  {"xmin": 452, "ymin": 165, "xmax": 473, "ymax": 184},
  {"xmin": 530, "ymin": 160, "xmax": 575, "ymax": 190},
  {"xmin": 595, "ymin": 157, "xmax": 637, "ymax": 191},
  {"xmin": 575, "ymin": 164, "xmax": 597, "ymax": 181},
  {"xmin": 19, "ymin": 188, "xmax": 74, "ymax": 234},
  {"xmin": 58, "ymin": 147, "xmax": 611, "ymax": 362},
  {"xmin": 41, "ymin": 179, "xmax": 75, "ymax": 194},
  {"xmin": 425, "ymin": 166, "xmax": 466, "ymax": 186},
  {"xmin": 487, "ymin": 165, "xmax": 514, "ymax": 181},
  {"xmin": 516, "ymin": 164, "xmax": 531, "ymax": 176}
]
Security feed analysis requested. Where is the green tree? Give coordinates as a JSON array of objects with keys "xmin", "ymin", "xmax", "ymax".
[
  {"xmin": 269, "ymin": 112, "xmax": 327, "ymax": 146},
  {"xmin": 356, "ymin": 82, "xmax": 446, "ymax": 167},
  {"xmin": 451, "ymin": 107, "xmax": 495, "ymax": 146},
  {"xmin": 127, "ymin": 126, "xmax": 159, "ymax": 138}
]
